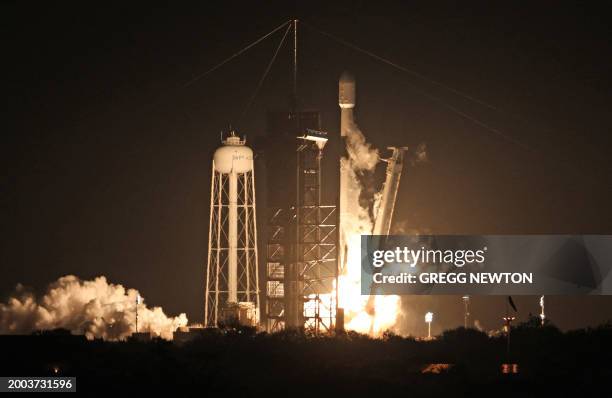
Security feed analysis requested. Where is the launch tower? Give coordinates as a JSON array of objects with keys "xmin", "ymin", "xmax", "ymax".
[{"xmin": 263, "ymin": 112, "xmax": 338, "ymax": 333}]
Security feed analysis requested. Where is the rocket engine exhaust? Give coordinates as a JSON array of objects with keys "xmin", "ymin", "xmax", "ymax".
[{"xmin": 337, "ymin": 71, "xmax": 402, "ymax": 336}]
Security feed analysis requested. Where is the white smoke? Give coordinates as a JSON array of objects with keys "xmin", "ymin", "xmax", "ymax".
[
  {"xmin": 0, "ymin": 275, "xmax": 187, "ymax": 340},
  {"xmin": 340, "ymin": 116, "xmax": 428, "ymax": 336},
  {"xmin": 342, "ymin": 122, "xmax": 379, "ymax": 251},
  {"xmin": 413, "ymin": 143, "xmax": 428, "ymax": 164},
  {"xmin": 342, "ymin": 122, "xmax": 379, "ymax": 237},
  {"xmin": 345, "ymin": 126, "xmax": 379, "ymax": 171},
  {"xmin": 339, "ymin": 120, "xmax": 403, "ymax": 335}
]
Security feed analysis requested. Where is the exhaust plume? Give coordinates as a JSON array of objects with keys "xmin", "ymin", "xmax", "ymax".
[
  {"xmin": 339, "ymin": 121, "xmax": 401, "ymax": 335},
  {"xmin": 0, "ymin": 275, "xmax": 187, "ymax": 340}
]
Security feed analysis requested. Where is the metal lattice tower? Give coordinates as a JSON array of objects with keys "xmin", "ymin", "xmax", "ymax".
[
  {"xmin": 296, "ymin": 131, "xmax": 337, "ymax": 334},
  {"xmin": 264, "ymin": 207, "xmax": 287, "ymax": 332},
  {"xmin": 205, "ymin": 132, "xmax": 260, "ymax": 328},
  {"xmin": 263, "ymin": 111, "xmax": 337, "ymax": 333}
]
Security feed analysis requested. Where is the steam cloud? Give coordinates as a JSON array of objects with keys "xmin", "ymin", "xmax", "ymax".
[
  {"xmin": 340, "ymin": 119, "xmax": 403, "ymax": 335},
  {"xmin": 413, "ymin": 143, "xmax": 428, "ymax": 165},
  {"xmin": 341, "ymin": 119, "xmax": 428, "ymax": 336},
  {"xmin": 341, "ymin": 123, "xmax": 379, "ymax": 239},
  {"xmin": 0, "ymin": 275, "xmax": 187, "ymax": 340},
  {"xmin": 345, "ymin": 126, "xmax": 379, "ymax": 171}
]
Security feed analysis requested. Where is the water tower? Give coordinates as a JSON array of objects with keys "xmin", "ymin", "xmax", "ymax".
[{"xmin": 204, "ymin": 131, "xmax": 260, "ymax": 327}]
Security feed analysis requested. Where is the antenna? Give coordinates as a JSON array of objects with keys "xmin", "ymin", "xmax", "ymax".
[
  {"xmin": 293, "ymin": 19, "xmax": 298, "ymax": 106},
  {"xmin": 135, "ymin": 294, "xmax": 141, "ymax": 333},
  {"xmin": 462, "ymin": 295, "xmax": 470, "ymax": 328}
]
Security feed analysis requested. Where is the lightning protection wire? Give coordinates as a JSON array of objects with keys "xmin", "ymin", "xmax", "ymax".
[
  {"xmin": 238, "ymin": 22, "xmax": 292, "ymax": 123},
  {"xmin": 184, "ymin": 20, "xmax": 291, "ymax": 87}
]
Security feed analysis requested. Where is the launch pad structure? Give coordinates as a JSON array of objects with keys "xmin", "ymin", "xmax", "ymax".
[
  {"xmin": 203, "ymin": 20, "xmax": 411, "ymax": 334},
  {"xmin": 263, "ymin": 111, "xmax": 338, "ymax": 334},
  {"xmin": 262, "ymin": 69, "xmax": 407, "ymax": 333}
]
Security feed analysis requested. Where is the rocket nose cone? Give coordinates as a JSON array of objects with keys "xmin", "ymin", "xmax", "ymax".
[
  {"xmin": 339, "ymin": 70, "xmax": 356, "ymax": 107},
  {"xmin": 339, "ymin": 70, "xmax": 355, "ymax": 83}
]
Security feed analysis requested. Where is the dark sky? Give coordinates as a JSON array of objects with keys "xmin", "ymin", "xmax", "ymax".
[{"xmin": 2, "ymin": 2, "xmax": 611, "ymax": 334}]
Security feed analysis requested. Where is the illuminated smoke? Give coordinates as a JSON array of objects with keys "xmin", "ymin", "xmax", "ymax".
[
  {"xmin": 345, "ymin": 126, "xmax": 379, "ymax": 171},
  {"xmin": 0, "ymin": 275, "xmax": 187, "ymax": 340},
  {"xmin": 339, "ymin": 122, "xmax": 401, "ymax": 336},
  {"xmin": 413, "ymin": 143, "xmax": 428, "ymax": 165},
  {"xmin": 340, "ymin": 134, "xmax": 427, "ymax": 336},
  {"xmin": 390, "ymin": 144, "xmax": 429, "ymax": 337}
]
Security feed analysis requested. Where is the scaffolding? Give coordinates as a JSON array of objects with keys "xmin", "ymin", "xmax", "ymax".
[
  {"xmin": 296, "ymin": 133, "xmax": 337, "ymax": 334},
  {"xmin": 264, "ymin": 120, "xmax": 337, "ymax": 334},
  {"xmin": 265, "ymin": 206, "xmax": 289, "ymax": 332}
]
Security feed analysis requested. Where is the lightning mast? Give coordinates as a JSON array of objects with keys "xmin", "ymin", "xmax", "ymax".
[
  {"xmin": 263, "ymin": 21, "xmax": 337, "ymax": 333},
  {"xmin": 135, "ymin": 294, "xmax": 141, "ymax": 333}
]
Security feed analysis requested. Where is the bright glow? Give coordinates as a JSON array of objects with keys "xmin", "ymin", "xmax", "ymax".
[
  {"xmin": 337, "ymin": 234, "xmax": 400, "ymax": 335},
  {"xmin": 0, "ymin": 275, "xmax": 187, "ymax": 340},
  {"xmin": 337, "ymin": 121, "xmax": 400, "ymax": 337},
  {"xmin": 425, "ymin": 312, "xmax": 433, "ymax": 323}
]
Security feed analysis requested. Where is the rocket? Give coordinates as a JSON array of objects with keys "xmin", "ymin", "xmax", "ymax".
[
  {"xmin": 338, "ymin": 71, "xmax": 355, "ymax": 278},
  {"xmin": 339, "ymin": 71, "xmax": 356, "ymax": 136},
  {"xmin": 339, "ymin": 71, "xmax": 407, "ymax": 332}
]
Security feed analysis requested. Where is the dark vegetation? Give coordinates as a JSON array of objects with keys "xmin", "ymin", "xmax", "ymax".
[{"xmin": 2, "ymin": 316, "xmax": 611, "ymax": 396}]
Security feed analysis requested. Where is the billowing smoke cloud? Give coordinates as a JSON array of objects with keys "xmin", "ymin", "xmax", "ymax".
[
  {"xmin": 341, "ymin": 123, "xmax": 379, "ymax": 241},
  {"xmin": 0, "ymin": 275, "xmax": 187, "ymax": 340},
  {"xmin": 345, "ymin": 126, "xmax": 379, "ymax": 171},
  {"xmin": 412, "ymin": 143, "xmax": 428, "ymax": 165},
  {"xmin": 340, "ymin": 117, "xmax": 428, "ymax": 336},
  {"xmin": 392, "ymin": 220, "xmax": 431, "ymax": 236},
  {"xmin": 340, "ymin": 121, "xmax": 402, "ymax": 335}
]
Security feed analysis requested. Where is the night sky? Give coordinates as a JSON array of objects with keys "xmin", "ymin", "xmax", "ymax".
[{"xmin": 2, "ymin": 2, "xmax": 611, "ymax": 334}]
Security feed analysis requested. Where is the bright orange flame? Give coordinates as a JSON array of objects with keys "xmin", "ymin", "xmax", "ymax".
[
  {"xmin": 336, "ymin": 125, "xmax": 401, "ymax": 337},
  {"xmin": 337, "ymin": 234, "xmax": 399, "ymax": 336}
]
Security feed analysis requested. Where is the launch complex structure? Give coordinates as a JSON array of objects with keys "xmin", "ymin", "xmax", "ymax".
[{"xmin": 204, "ymin": 20, "xmax": 408, "ymax": 334}]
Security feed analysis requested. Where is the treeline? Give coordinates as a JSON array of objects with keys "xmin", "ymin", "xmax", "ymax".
[{"xmin": 1, "ymin": 316, "xmax": 610, "ymax": 395}]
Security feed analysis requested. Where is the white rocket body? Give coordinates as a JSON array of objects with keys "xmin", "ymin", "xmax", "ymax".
[
  {"xmin": 339, "ymin": 71, "xmax": 356, "ymax": 276},
  {"xmin": 339, "ymin": 71, "xmax": 356, "ymax": 134}
]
